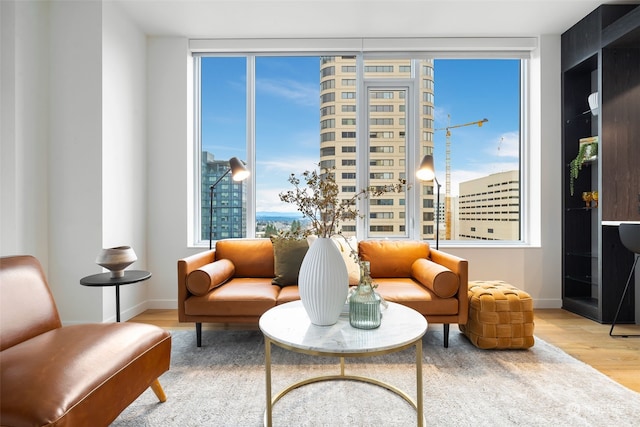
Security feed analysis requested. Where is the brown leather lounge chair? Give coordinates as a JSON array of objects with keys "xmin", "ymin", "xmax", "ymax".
[{"xmin": 0, "ymin": 255, "xmax": 171, "ymax": 426}]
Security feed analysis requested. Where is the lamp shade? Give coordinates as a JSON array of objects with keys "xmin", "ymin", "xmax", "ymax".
[
  {"xmin": 229, "ymin": 157, "xmax": 250, "ymax": 181},
  {"xmin": 416, "ymin": 155, "xmax": 436, "ymax": 181}
]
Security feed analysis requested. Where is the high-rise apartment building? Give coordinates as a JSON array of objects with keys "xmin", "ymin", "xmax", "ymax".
[
  {"xmin": 319, "ymin": 57, "xmax": 436, "ymax": 239},
  {"xmin": 457, "ymin": 170, "xmax": 520, "ymax": 240},
  {"xmin": 201, "ymin": 152, "xmax": 247, "ymax": 241}
]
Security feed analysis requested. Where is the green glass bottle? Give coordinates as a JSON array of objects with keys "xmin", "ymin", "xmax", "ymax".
[{"xmin": 349, "ymin": 261, "xmax": 381, "ymax": 329}]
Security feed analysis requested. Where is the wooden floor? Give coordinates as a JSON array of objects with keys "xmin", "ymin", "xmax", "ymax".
[{"xmin": 129, "ymin": 308, "xmax": 640, "ymax": 393}]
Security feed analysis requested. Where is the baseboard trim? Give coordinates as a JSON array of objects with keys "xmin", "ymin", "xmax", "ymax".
[{"xmin": 533, "ymin": 298, "xmax": 562, "ymax": 309}]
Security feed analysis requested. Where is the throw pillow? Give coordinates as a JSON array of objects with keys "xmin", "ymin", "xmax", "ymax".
[
  {"xmin": 271, "ymin": 236, "xmax": 309, "ymax": 287},
  {"xmin": 186, "ymin": 259, "xmax": 235, "ymax": 296}
]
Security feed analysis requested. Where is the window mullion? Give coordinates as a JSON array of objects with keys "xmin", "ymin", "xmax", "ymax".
[{"xmin": 246, "ymin": 55, "xmax": 256, "ymax": 238}]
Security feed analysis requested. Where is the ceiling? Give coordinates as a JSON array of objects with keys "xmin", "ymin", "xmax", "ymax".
[{"xmin": 113, "ymin": 0, "xmax": 634, "ymax": 39}]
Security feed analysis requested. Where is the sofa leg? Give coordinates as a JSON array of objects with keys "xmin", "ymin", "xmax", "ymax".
[
  {"xmin": 196, "ymin": 322, "xmax": 202, "ymax": 347},
  {"xmin": 150, "ymin": 378, "xmax": 167, "ymax": 402},
  {"xmin": 443, "ymin": 324, "xmax": 450, "ymax": 348}
]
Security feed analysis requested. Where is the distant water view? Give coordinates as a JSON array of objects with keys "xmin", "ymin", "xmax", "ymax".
[{"xmin": 256, "ymin": 212, "xmax": 304, "ymax": 221}]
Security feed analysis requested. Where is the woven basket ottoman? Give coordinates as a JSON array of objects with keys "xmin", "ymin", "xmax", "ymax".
[{"xmin": 459, "ymin": 280, "xmax": 535, "ymax": 349}]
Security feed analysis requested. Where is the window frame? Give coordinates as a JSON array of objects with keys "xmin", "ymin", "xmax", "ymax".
[{"xmin": 191, "ymin": 38, "xmax": 535, "ymax": 248}]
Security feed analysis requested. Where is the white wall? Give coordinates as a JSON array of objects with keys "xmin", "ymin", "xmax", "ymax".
[
  {"xmin": 48, "ymin": 0, "xmax": 104, "ymax": 321},
  {"xmin": 1, "ymin": 0, "xmax": 149, "ymax": 323},
  {"xmin": 146, "ymin": 37, "xmax": 194, "ymax": 308},
  {"xmin": 101, "ymin": 0, "xmax": 149, "ymax": 321},
  {"xmin": 1, "ymin": 0, "xmax": 50, "ymax": 266}
]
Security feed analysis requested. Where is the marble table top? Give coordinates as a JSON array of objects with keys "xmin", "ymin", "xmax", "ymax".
[{"xmin": 259, "ymin": 300, "xmax": 427, "ymax": 355}]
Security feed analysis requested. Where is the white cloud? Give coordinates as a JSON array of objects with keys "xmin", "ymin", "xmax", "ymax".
[
  {"xmin": 257, "ymin": 78, "xmax": 319, "ymax": 107},
  {"xmin": 255, "ymin": 155, "xmax": 320, "ymax": 213}
]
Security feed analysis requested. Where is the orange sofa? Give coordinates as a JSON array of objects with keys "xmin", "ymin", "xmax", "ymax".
[
  {"xmin": 0, "ymin": 256, "xmax": 172, "ymax": 427},
  {"xmin": 178, "ymin": 239, "xmax": 468, "ymax": 348}
]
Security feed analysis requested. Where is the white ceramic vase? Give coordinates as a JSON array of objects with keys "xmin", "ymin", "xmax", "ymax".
[
  {"xmin": 298, "ymin": 237, "xmax": 349, "ymax": 326},
  {"xmin": 96, "ymin": 246, "xmax": 137, "ymax": 278}
]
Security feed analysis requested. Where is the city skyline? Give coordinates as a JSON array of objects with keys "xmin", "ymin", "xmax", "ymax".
[{"xmin": 201, "ymin": 56, "xmax": 520, "ymax": 214}]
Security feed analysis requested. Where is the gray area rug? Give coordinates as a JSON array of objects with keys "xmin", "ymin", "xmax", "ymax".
[{"xmin": 113, "ymin": 326, "xmax": 640, "ymax": 426}]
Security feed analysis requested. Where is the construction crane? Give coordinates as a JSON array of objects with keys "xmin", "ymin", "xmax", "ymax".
[{"xmin": 434, "ymin": 115, "xmax": 488, "ymax": 240}]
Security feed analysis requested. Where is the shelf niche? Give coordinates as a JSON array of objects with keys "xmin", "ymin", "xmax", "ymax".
[{"xmin": 561, "ymin": 4, "xmax": 639, "ymax": 323}]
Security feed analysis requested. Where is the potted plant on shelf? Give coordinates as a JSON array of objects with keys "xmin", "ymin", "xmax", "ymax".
[
  {"xmin": 569, "ymin": 140, "xmax": 598, "ymax": 196},
  {"xmin": 279, "ymin": 166, "xmax": 404, "ymax": 326}
]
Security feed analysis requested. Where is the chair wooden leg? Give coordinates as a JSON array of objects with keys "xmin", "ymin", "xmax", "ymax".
[{"xmin": 150, "ymin": 378, "xmax": 167, "ymax": 402}]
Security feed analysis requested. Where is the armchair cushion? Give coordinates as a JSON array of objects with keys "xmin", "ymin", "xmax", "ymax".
[
  {"xmin": 187, "ymin": 259, "xmax": 235, "ymax": 296},
  {"xmin": 271, "ymin": 236, "xmax": 308, "ymax": 287},
  {"xmin": 412, "ymin": 258, "xmax": 459, "ymax": 298}
]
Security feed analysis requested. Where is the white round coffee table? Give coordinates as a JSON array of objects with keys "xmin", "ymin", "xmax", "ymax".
[{"xmin": 259, "ymin": 300, "xmax": 428, "ymax": 426}]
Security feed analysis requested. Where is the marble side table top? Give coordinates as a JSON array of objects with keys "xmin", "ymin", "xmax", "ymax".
[{"xmin": 259, "ymin": 300, "xmax": 427, "ymax": 355}]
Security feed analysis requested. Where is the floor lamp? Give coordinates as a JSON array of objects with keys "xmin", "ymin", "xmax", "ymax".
[
  {"xmin": 209, "ymin": 157, "xmax": 250, "ymax": 250},
  {"xmin": 417, "ymin": 154, "xmax": 441, "ymax": 250}
]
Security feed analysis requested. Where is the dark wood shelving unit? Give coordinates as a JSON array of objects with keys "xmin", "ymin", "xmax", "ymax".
[{"xmin": 561, "ymin": 4, "xmax": 640, "ymax": 323}]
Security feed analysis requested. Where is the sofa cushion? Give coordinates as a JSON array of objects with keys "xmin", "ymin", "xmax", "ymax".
[
  {"xmin": 411, "ymin": 258, "xmax": 459, "ymax": 298},
  {"xmin": 358, "ymin": 240, "xmax": 430, "ymax": 278},
  {"xmin": 215, "ymin": 239, "xmax": 274, "ymax": 277},
  {"xmin": 271, "ymin": 236, "xmax": 308, "ymax": 287},
  {"xmin": 186, "ymin": 259, "xmax": 235, "ymax": 296},
  {"xmin": 308, "ymin": 235, "xmax": 360, "ymax": 285},
  {"xmin": 185, "ymin": 278, "xmax": 279, "ymax": 317},
  {"xmin": 375, "ymin": 278, "xmax": 460, "ymax": 315}
]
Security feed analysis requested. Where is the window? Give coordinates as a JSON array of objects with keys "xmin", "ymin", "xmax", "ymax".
[
  {"xmin": 321, "ymin": 66, "xmax": 335, "ymax": 77},
  {"xmin": 370, "ymin": 91, "xmax": 394, "ymax": 99},
  {"xmin": 365, "ymin": 65, "xmax": 394, "ymax": 73},
  {"xmin": 369, "ymin": 133, "xmax": 394, "ymax": 140},
  {"xmin": 320, "ymin": 132, "xmax": 335, "ymax": 142},
  {"xmin": 195, "ymin": 52, "xmax": 523, "ymax": 245},
  {"xmin": 320, "ymin": 147, "xmax": 335, "ymax": 156},
  {"xmin": 370, "ymin": 145, "xmax": 393, "ymax": 152},
  {"xmin": 370, "ymin": 212, "xmax": 394, "ymax": 219},
  {"xmin": 371, "ymin": 105, "xmax": 393, "ymax": 112},
  {"xmin": 371, "ymin": 159, "xmax": 393, "ymax": 166},
  {"xmin": 321, "ymin": 106, "xmax": 335, "ymax": 116},
  {"xmin": 370, "ymin": 172, "xmax": 394, "ymax": 180},
  {"xmin": 320, "ymin": 79, "xmax": 335, "ymax": 90},
  {"xmin": 320, "ymin": 93, "xmax": 335, "ymax": 103},
  {"xmin": 320, "ymin": 119, "xmax": 335, "ymax": 129}
]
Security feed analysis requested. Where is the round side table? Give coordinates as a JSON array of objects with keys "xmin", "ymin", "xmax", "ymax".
[{"xmin": 80, "ymin": 270, "xmax": 151, "ymax": 322}]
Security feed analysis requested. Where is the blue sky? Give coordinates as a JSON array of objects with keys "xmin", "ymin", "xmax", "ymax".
[{"xmin": 201, "ymin": 57, "xmax": 520, "ymax": 213}]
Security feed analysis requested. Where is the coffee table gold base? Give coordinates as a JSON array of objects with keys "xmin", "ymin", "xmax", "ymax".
[{"xmin": 264, "ymin": 337, "xmax": 424, "ymax": 427}]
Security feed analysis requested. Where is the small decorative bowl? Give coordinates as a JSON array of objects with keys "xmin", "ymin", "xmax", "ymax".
[{"xmin": 96, "ymin": 246, "xmax": 137, "ymax": 278}]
